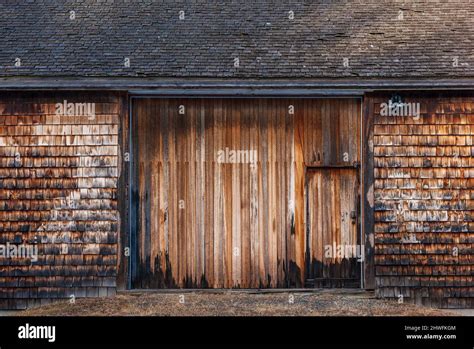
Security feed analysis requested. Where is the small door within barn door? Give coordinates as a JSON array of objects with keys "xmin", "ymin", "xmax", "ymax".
[{"xmin": 305, "ymin": 168, "xmax": 361, "ymax": 287}]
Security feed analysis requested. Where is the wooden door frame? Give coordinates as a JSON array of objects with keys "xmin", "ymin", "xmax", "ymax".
[
  {"xmin": 362, "ymin": 96, "xmax": 375, "ymax": 289},
  {"xmin": 122, "ymin": 95, "xmax": 373, "ymax": 290}
]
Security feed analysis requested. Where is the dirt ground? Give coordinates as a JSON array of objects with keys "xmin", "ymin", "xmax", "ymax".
[{"xmin": 17, "ymin": 289, "xmax": 457, "ymax": 316}]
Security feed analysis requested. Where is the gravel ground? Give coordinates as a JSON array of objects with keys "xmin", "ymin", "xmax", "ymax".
[{"xmin": 18, "ymin": 289, "xmax": 456, "ymax": 316}]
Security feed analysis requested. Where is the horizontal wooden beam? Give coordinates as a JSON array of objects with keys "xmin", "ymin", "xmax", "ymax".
[{"xmin": 0, "ymin": 77, "xmax": 474, "ymax": 91}]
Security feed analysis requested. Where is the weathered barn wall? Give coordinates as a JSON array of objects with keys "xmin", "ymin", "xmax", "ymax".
[
  {"xmin": 0, "ymin": 92, "xmax": 122, "ymax": 309},
  {"xmin": 369, "ymin": 93, "xmax": 474, "ymax": 308},
  {"xmin": 2, "ymin": 90, "xmax": 472, "ymax": 309}
]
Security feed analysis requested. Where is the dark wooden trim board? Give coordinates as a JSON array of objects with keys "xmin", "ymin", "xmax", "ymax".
[
  {"xmin": 362, "ymin": 95, "xmax": 375, "ymax": 289},
  {"xmin": 117, "ymin": 92, "xmax": 130, "ymax": 290}
]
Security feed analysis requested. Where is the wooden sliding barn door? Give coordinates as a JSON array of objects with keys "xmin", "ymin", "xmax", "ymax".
[
  {"xmin": 131, "ymin": 98, "xmax": 361, "ymax": 289},
  {"xmin": 131, "ymin": 98, "xmax": 298, "ymax": 289}
]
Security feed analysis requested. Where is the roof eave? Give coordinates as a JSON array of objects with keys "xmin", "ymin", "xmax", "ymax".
[{"xmin": 0, "ymin": 77, "xmax": 473, "ymax": 94}]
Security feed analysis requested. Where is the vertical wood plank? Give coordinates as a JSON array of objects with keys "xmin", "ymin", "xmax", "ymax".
[{"xmin": 294, "ymin": 99, "xmax": 305, "ymax": 286}]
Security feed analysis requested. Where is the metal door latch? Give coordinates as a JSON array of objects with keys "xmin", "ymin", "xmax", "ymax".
[{"xmin": 350, "ymin": 210, "xmax": 357, "ymax": 223}]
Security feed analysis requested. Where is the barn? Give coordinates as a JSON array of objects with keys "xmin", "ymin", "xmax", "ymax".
[{"xmin": 0, "ymin": 1, "xmax": 472, "ymax": 309}]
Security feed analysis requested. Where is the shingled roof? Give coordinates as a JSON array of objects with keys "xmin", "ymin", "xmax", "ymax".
[{"xmin": 0, "ymin": 0, "xmax": 473, "ymax": 80}]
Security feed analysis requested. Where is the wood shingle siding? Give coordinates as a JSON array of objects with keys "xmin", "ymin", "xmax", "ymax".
[
  {"xmin": 370, "ymin": 93, "xmax": 474, "ymax": 308},
  {"xmin": 0, "ymin": 92, "xmax": 121, "ymax": 309}
]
